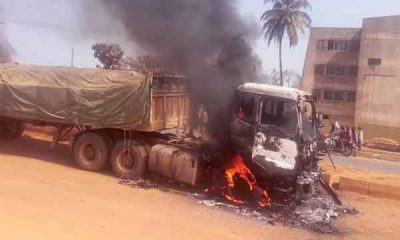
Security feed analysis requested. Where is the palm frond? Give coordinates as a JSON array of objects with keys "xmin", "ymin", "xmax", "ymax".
[
  {"xmin": 260, "ymin": 9, "xmax": 285, "ymax": 21},
  {"xmin": 290, "ymin": 0, "xmax": 312, "ymax": 10},
  {"xmin": 265, "ymin": 21, "xmax": 285, "ymax": 46},
  {"xmin": 262, "ymin": 19, "xmax": 278, "ymax": 36},
  {"xmin": 272, "ymin": 1, "xmax": 284, "ymax": 9},
  {"xmin": 264, "ymin": 0, "xmax": 280, "ymax": 4},
  {"xmin": 290, "ymin": 10, "xmax": 312, "ymax": 28},
  {"xmin": 282, "ymin": 0, "xmax": 294, "ymax": 7},
  {"xmin": 286, "ymin": 17, "xmax": 299, "ymax": 46}
]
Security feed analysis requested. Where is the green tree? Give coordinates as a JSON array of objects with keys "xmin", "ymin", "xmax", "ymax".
[
  {"xmin": 92, "ymin": 43, "xmax": 172, "ymax": 74},
  {"xmin": 92, "ymin": 43, "xmax": 124, "ymax": 69},
  {"xmin": 261, "ymin": 0, "xmax": 311, "ymax": 86}
]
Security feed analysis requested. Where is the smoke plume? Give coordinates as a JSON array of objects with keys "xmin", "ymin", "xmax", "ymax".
[
  {"xmin": 0, "ymin": 7, "xmax": 15, "ymax": 63},
  {"xmin": 0, "ymin": 31, "xmax": 14, "ymax": 63},
  {"xmin": 87, "ymin": 0, "xmax": 262, "ymax": 136}
]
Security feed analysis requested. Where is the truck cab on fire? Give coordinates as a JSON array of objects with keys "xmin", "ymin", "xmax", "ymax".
[{"xmin": 230, "ymin": 83, "xmax": 319, "ymax": 188}]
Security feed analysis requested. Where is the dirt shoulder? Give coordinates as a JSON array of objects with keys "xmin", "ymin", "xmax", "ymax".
[{"xmin": 321, "ymin": 161, "xmax": 400, "ymax": 187}]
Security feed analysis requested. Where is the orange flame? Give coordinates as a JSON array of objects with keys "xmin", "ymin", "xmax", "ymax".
[{"xmin": 223, "ymin": 154, "xmax": 272, "ymax": 208}]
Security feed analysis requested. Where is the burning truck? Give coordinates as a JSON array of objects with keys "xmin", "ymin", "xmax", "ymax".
[
  {"xmin": 230, "ymin": 84, "xmax": 321, "ymax": 200},
  {"xmin": 0, "ymin": 63, "xmax": 336, "ymax": 207}
]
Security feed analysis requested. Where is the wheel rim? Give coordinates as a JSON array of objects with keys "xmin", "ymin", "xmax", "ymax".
[
  {"xmin": 80, "ymin": 143, "xmax": 98, "ymax": 163},
  {"xmin": 118, "ymin": 150, "xmax": 137, "ymax": 172},
  {"xmin": 343, "ymin": 147, "xmax": 352, "ymax": 156}
]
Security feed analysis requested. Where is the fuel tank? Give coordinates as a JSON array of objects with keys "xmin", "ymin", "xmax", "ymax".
[{"xmin": 149, "ymin": 144, "xmax": 204, "ymax": 186}]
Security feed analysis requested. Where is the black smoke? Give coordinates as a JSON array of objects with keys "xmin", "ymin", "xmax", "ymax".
[{"xmin": 87, "ymin": 0, "xmax": 262, "ymax": 137}]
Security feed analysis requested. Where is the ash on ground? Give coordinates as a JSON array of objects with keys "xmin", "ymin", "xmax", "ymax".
[
  {"xmin": 195, "ymin": 191, "xmax": 357, "ymax": 234},
  {"xmin": 119, "ymin": 178, "xmax": 357, "ymax": 234}
]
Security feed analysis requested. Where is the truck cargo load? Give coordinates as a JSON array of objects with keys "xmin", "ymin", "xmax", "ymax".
[{"xmin": 0, "ymin": 64, "xmax": 151, "ymax": 130}]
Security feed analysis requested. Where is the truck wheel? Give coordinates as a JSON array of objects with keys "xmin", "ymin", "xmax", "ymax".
[
  {"xmin": 0, "ymin": 119, "xmax": 24, "ymax": 140},
  {"xmin": 95, "ymin": 130, "xmax": 116, "ymax": 169},
  {"xmin": 73, "ymin": 132, "xmax": 109, "ymax": 171},
  {"xmin": 136, "ymin": 139, "xmax": 152, "ymax": 157},
  {"xmin": 111, "ymin": 139, "xmax": 148, "ymax": 180}
]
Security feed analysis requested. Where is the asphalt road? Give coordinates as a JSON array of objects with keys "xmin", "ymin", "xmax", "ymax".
[{"xmin": 324, "ymin": 154, "xmax": 400, "ymax": 175}]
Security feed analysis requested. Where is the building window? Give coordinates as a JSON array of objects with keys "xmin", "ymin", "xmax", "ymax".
[
  {"xmin": 336, "ymin": 66, "xmax": 346, "ymax": 76},
  {"xmin": 323, "ymin": 90, "xmax": 344, "ymax": 101},
  {"xmin": 325, "ymin": 65, "xmax": 335, "ymax": 76},
  {"xmin": 325, "ymin": 65, "xmax": 358, "ymax": 77},
  {"xmin": 326, "ymin": 65, "xmax": 346, "ymax": 76},
  {"xmin": 324, "ymin": 90, "xmax": 334, "ymax": 101},
  {"xmin": 333, "ymin": 91, "xmax": 345, "ymax": 101},
  {"xmin": 323, "ymin": 90, "xmax": 356, "ymax": 102},
  {"xmin": 328, "ymin": 40, "xmax": 350, "ymax": 51},
  {"xmin": 368, "ymin": 58, "xmax": 382, "ymax": 66},
  {"xmin": 319, "ymin": 39, "xmax": 360, "ymax": 52}
]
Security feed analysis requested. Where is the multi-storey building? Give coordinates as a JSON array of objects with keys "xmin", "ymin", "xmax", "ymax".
[{"xmin": 302, "ymin": 16, "xmax": 400, "ymax": 141}]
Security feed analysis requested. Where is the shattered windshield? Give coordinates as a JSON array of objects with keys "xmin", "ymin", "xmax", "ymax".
[{"xmin": 261, "ymin": 98, "xmax": 298, "ymax": 138}]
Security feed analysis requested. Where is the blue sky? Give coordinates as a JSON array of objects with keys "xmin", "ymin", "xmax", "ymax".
[{"xmin": 2, "ymin": 0, "xmax": 400, "ymax": 73}]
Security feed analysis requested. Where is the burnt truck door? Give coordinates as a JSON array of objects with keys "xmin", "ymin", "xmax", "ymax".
[{"xmin": 230, "ymin": 90, "xmax": 259, "ymax": 154}]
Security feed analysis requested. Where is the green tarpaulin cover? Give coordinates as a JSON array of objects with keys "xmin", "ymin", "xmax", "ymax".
[{"xmin": 0, "ymin": 64, "xmax": 151, "ymax": 130}]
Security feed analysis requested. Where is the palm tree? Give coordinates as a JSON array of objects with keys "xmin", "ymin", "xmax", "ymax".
[{"xmin": 261, "ymin": 0, "xmax": 312, "ymax": 86}]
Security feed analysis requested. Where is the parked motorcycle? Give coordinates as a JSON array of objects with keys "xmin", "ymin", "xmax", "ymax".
[{"xmin": 318, "ymin": 133, "xmax": 354, "ymax": 157}]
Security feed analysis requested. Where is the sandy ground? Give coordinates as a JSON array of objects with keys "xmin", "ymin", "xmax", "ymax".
[{"xmin": 0, "ymin": 132, "xmax": 399, "ymax": 240}]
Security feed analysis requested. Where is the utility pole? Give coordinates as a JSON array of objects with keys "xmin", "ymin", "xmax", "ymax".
[{"xmin": 70, "ymin": 47, "xmax": 75, "ymax": 67}]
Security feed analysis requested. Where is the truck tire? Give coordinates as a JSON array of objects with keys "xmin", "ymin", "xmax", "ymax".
[
  {"xmin": 94, "ymin": 130, "xmax": 116, "ymax": 169},
  {"xmin": 136, "ymin": 139, "xmax": 152, "ymax": 157},
  {"xmin": 73, "ymin": 132, "xmax": 109, "ymax": 171},
  {"xmin": 0, "ymin": 119, "xmax": 24, "ymax": 140},
  {"xmin": 111, "ymin": 139, "xmax": 148, "ymax": 180}
]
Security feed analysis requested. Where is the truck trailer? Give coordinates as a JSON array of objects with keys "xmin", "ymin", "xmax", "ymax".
[{"xmin": 0, "ymin": 64, "xmax": 192, "ymax": 180}]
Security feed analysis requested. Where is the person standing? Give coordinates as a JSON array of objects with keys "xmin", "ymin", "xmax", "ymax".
[
  {"xmin": 357, "ymin": 127, "xmax": 364, "ymax": 151},
  {"xmin": 339, "ymin": 126, "xmax": 346, "ymax": 150},
  {"xmin": 351, "ymin": 126, "xmax": 357, "ymax": 156},
  {"xmin": 345, "ymin": 126, "xmax": 350, "ymax": 139},
  {"xmin": 334, "ymin": 120, "xmax": 340, "ymax": 133}
]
